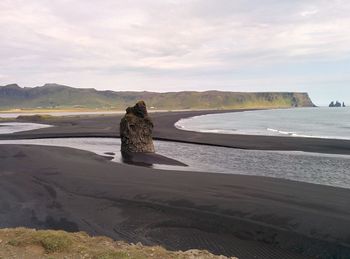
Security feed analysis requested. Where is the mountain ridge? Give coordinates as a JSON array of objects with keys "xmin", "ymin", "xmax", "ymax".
[{"xmin": 0, "ymin": 83, "xmax": 315, "ymax": 110}]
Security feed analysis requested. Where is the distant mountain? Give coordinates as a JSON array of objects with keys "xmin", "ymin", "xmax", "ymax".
[{"xmin": 0, "ymin": 83, "xmax": 315, "ymax": 110}]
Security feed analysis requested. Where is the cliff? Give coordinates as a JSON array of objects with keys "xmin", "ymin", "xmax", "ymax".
[{"xmin": 0, "ymin": 83, "xmax": 315, "ymax": 110}]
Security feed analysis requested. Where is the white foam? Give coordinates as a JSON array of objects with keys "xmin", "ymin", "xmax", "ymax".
[
  {"xmin": 267, "ymin": 128, "xmax": 295, "ymax": 136},
  {"xmin": 198, "ymin": 129, "xmax": 237, "ymax": 134}
]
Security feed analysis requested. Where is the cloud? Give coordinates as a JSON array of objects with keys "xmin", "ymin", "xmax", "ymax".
[
  {"xmin": 300, "ymin": 9, "xmax": 319, "ymax": 17},
  {"xmin": 0, "ymin": 0, "xmax": 349, "ymax": 104}
]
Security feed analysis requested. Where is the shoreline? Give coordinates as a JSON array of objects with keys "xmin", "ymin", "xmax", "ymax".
[
  {"xmin": 174, "ymin": 106, "xmax": 350, "ymax": 141},
  {"xmin": 1, "ymin": 144, "xmax": 349, "ymax": 258},
  {"xmin": 0, "ymin": 108, "xmax": 348, "ymax": 155}
]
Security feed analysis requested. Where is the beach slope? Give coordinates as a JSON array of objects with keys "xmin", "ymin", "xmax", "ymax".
[{"xmin": 1, "ymin": 144, "xmax": 350, "ymax": 258}]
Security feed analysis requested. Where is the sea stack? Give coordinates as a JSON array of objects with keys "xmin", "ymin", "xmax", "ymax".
[
  {"xmin": 329, "ymin": 101, "xmax": 345, "ymax": 107},
  {"xmin": 120, "ymin": 101, "xmax": 155, "ymax": 153}
]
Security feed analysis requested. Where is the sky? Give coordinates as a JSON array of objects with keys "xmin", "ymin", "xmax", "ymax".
[{"xmin": 0, "ymin": 0, "xmax": 349, "ymax": 106}]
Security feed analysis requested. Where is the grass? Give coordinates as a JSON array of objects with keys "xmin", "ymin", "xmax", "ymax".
[
  {"xmin": 6, "ymin": 229, "xmax": 73, "ymax": 253},
  {"xmin": 0, "ymin": 228, "xmax": 238, "ymax": 259},
  {"xmin": 38, "ymin": 231, "xmax": 73, "ymax": 253},
  {"xmin": 94, "ymin": 251, "xmax": 133, "ymax": 259}
]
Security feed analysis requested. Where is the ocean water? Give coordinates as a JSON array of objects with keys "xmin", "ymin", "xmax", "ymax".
[
  {"xmin": 176, "ymin": 107, "xmax": 350, "ymax": 140},
  {"xmin": 1, "ymin": 137, "xmax": 350, "ymax": 189}
]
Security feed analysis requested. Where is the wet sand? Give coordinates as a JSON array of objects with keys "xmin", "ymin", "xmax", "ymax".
[
  {"xmin": 1, "ymin": 144, "xmax": 350, "ymax": 258},
  {"xmin": 1, "ymin": 109, "xmax": 350, "ymax": 155}
]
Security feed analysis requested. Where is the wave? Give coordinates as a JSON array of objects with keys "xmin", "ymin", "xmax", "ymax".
[
  {"xmin": 175, "ymin": 109, "xmax": 350, "ymax": 141},
  {"xmin": 176, "ymin": 120, "xmax": 350, "ymax": 140},
  {"xmin": 267, "ymin": 128, "xmax": 296, "ymax": 136},
  {"xmin": 175, "ymin": 120, "xmax": 237, "ymax": 134},
  {"xmin": 266, "ymin": 128, "xmax": 350, "ymax": 140},
  {"xmin": 198, "ymin": 129, "xmax": 237, "ymax": 134}
]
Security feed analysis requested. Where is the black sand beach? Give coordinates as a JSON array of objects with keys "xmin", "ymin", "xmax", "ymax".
[
  {"xmin": 3, "ymin": 109, "xmax": 350, "ymax": 155},
  {"xmin": 1, "ymin": 109, "xmax": 350, "ymax": 258},
  {"xmin": 2, "ymin": 144, "xmax": 350, "ymax": 259}
]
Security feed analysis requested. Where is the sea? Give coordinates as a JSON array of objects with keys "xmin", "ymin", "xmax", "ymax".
[{"xmin": 175, "ymin": 107, "xmax": 350, "ymax": 140}]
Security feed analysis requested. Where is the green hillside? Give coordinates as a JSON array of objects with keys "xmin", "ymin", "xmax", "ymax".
[{"xmin": 0, "ymin": 83, "xmax": 315, "ymax": 110}]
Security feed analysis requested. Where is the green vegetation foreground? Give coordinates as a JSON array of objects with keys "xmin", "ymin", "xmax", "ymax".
[{"xmin": 0, "ymin": 228, "xmax": 237, "ymax": 259}]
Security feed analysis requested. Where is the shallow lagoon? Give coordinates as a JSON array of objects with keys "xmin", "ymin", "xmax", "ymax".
[{"xmin": 0, "ymin": 137, "xmax": 349, "ymax": 189}]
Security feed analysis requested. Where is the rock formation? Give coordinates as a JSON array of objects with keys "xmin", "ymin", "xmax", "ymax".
[
  {"xmin": 329, "ymin": 101, "xmax": 345, "ymax": 107},
  {"xmin": 120, "ymin": 101, "xmax": 155, "ymax": 153}
]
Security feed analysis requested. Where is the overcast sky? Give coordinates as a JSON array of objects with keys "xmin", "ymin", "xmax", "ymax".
[{"xmin": 0, "ymin": 0, "xmax": 349, "ymax": 105}]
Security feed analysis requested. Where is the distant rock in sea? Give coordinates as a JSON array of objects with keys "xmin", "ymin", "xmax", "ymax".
[
  {"xmin": 329, "ymin": 101, "xmax": 344, "ymax": 107},
  {"xmin": 120, "ymin": 100, "xmax": 155, "ymax": 153}
]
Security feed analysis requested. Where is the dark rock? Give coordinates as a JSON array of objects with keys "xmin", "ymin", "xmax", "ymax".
[
  {"xmin": 329, "ymin": 101, "xmax": 343, "ymax": 107},
  {"xmin": 291, "ymin": 96, "xmax": 298, "ymax": 107},
  {"xmin": 120, "ymin": 101, "xmax": 155, "ymax": 153}
]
